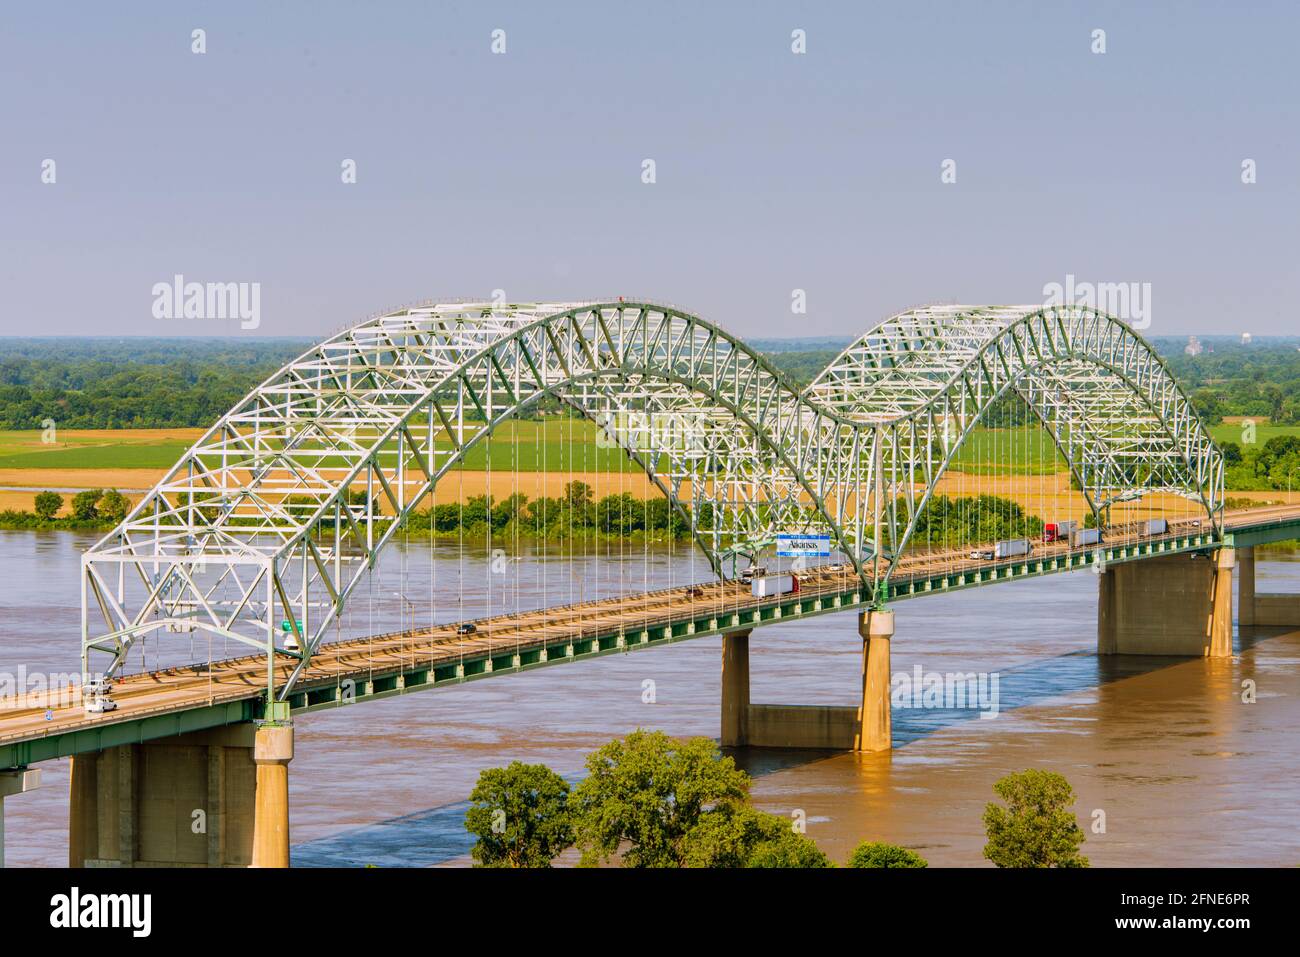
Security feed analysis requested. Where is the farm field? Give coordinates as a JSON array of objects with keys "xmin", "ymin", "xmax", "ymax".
[
  {"xmin": 4, "ymin": 422, "xmax": 1299, "ymax": 515},
  {"xmin": 0, "ymin": 423, "xmax": 1073, "ymax": 474},
  {"xmin": 0, "ymin": 421, "xmax": 641, "ymax": 474},
  {"xmin": 1208, "ymin": 422, "xmax": 1300, "ymax": 446}
]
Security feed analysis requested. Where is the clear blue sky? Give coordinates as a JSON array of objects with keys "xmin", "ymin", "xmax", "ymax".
[{"xmin": 1, "ymin": 1, "xmax": 1296, "ymax": 338}]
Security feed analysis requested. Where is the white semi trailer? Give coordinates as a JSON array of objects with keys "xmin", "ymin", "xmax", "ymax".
[
  {"xmin": 751, "ymin": 574, "xmax": 796, "ymax": 598},
  {"xmin": 970, "ymin": 538, "xmax": 1033, "ymax": 561}
]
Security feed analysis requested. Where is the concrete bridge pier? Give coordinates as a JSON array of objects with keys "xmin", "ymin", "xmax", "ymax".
[
  {"xmin": 1098, "ymin": 548, "xmax": 1234, "ymax": 657},
  {"xmin": 720, "ymin": 609, "xmax": 895, "ymax": 752},
  {"xmin": 0, "ymin": 767, "xmax": 41, "ymax": 867},
  {"xmin": 857, "ymin": 609, "xmax": 894, "ymax": 751},
  {"xmin": 68, "ymin": 721, "xmax": 293, "ymax": 868},
  {"xmin": 251, "ymin": 722, "xmax": 293, "ymax": 868},
  {"xmin": 1239, "ymin": 545, "xmax": 1256, "ymax": 627},
  {"xmin": 1236, "ymin": 544, "xmax": 1300, "ymax": 627}
]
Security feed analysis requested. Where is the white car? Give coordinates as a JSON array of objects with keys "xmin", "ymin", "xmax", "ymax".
[
  {"xmin": 83, "ymin": 676, "xmax": 112, "ymax": 696},
  {"xmin": 84, "ymin": 695, "xmax": 117, "ymax": 714}
]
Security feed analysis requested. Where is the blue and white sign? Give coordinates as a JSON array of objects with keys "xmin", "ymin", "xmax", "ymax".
[{"xmin": 776, "ymin": 533, "xmax": 831, "ymax": 557}]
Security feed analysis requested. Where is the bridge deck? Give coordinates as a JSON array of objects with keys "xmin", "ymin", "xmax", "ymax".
[{"xmin": 2, "ymin": 504, "xmax": 1298, "ymax": 767}]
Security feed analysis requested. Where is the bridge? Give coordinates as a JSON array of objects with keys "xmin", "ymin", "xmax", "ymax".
[{"xmin": 2, "ymin": 301, "xmax": 1298, "ymax": 868}]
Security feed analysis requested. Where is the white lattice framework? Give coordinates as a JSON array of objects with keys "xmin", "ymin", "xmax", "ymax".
[{"xmin": 80, "ymin": 301, "xmax": 1223, "ymax": 701}]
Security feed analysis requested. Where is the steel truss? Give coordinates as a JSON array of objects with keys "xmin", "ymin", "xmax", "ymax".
[{"xmin": 81, "ymin": 301, "xmax": 1222, "ymax": 700}]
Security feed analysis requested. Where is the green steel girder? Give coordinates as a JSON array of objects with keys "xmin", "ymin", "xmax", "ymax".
[{"xmin": 20, "ymin": 518, "xmax": 1288, "ymax": 770}]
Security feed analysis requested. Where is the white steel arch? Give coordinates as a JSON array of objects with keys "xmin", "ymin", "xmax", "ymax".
[
  {"xmin": 806, "ymin": 304, "xmax": 1224, "ymax": 579},
  {"xmin": 81, "ymin": 302, "xmax": 880, "ymax": 699},
  {"xmin": 80, "ymin": 300, "xmax": 1223, "ymax": 702}
]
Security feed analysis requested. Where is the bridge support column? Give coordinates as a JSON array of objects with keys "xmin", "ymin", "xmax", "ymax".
[
  {"xmin": 1238, "ymin": 546, "xmax": 1256, "ymax": 627},
  {"xmin": 1, "ymin": 767, "xmax": 41, "ymax": 867},
  {"xmin": 251, "ymin": 723, "xmax": 293, "ymax": 869},
  {"xmin": 1210, "ymin": 548, "xmax": 1234, "ymax": 658},
  {"xmin": 68, "ymin": 724, "xmax": 274, "ymax": 867},
  {"xmin": 718, "ymin": 625, "xmax": 871, "ymax": 751},
  {"xmin": 856, "ymin": 609, "xmax": 894, "ymax": 752},
  {"xmin": 720, "ymin": 630, "xmax": 751, "ymax": 747},
  {"xmin": 1097, "ymin": 550, "xmax": 1233, "ymax": 657}
]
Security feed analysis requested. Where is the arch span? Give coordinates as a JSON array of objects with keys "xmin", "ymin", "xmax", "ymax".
[
  {"xmin": 81, "ymin": 302, "xmax": 877, "ymax": 695},
  {"xmin": 806, "ymin": 304, "xmax": 1224, "ymax": 583}
]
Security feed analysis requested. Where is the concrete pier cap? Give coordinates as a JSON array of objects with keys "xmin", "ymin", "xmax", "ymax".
[
  {"xmin": 859, "ymin": 608, "xmax": 895, "ymax": 638},
  {"xmin": 253, "ymin": 722, "xmax": 294, "ymax": 764}
]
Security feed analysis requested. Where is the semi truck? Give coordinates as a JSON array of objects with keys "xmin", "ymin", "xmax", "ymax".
[
  {"xmin": 751, "ymin": 573, "xmax": 798, "ymax": 598},
  {"xmin": 1043, "ymin": 521, "xmax": 1078, "ymax": 543},
  {"xmin": 969, "ymin": 538, "xmax": 1033, "ymax": 561},
  {"xmin": 1143, "ymin": 518, "xmax": 1169, "ymax": 536},
  {"xmin": 1070, "ymin": 527, "xmax": 1102, "ymax": 547}
]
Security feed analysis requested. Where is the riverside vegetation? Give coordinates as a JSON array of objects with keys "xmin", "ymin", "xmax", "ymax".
[{"xmin": 461, "ymin": 729, "xmax": 1090, "ymax": 869}]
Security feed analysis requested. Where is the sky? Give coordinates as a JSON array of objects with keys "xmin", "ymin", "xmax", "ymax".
[{"xmin": 1, "ymin": 0, "xmax": 1297, "ymax": 340}]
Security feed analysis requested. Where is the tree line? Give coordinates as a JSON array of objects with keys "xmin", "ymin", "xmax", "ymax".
[
  {"xmin": 0, "ymin": 488, "xmax": 131, "ymax": 530},
  {"xmin": 1221, "ymin": 434, "xmax": 1300, "ymax": 491},
  {"xmin": 460, "ymin": 729, "xmax": 1088, "ymax": 868},
  {"xmin": 3, "ymin": 338, "xmax": 1299, "ymax": 430}
]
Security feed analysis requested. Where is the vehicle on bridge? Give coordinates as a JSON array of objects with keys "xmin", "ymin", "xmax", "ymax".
[
  {"xmin": 751, "ymin": 573, "xmax": 797, "ymax": 598},
  {"xmin": 82, "ymin": 676, "xmax": 115, "ymax": 715},
  {"xmin": 1043, "ymin": 521, "xmax": 1078, "ymax": 543},
  {"xmin": 970, "ymin": 538, "xmax": 1034, "ymax": 562},
  {"xmin": 1144, "ymin": 518, "xmax": 1170, "ymax": 536},
  {"xmin": 1071, "ymin": 527, "xmax": 1102, "ymax": 547}
]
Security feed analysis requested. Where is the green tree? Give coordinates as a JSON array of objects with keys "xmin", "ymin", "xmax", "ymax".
[
  {"xmin": 682, "ymin": 803, "xmax": 831, "ymax": 868},
  {"xmin": 982, "ymin": 769, "xmax": 1089, "ymax": 868},
  {"xmin": 846, "ymin": 841, "xmax": 928, "ymax": 868},
  {"xmin": 70, "ymin": 488, "xmax": 104, "ymax": 521},
  {"xmin": 98, "ymin": 489, "xmax": 131, "ymax": 524},
  {"xmin": 463, "ymin": 761, "xmax": 573, "ymax": 868},
  {"xmin": 33, "ymin": 491, "xmax": 63, "ymax": 521},
  {"xmin": 570, "ymin": 730, "xmax": 750, "ymax": 867}
]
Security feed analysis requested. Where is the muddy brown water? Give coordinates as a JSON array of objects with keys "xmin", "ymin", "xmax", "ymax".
[{"xmin": 1, "ymin": 529, "xmax": 1297, "ymax": 867}]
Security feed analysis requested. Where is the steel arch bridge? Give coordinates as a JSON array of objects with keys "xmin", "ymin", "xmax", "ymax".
[{"xmin": 80, "ymin": 300, "xmax": 1223, "ymax": 701}]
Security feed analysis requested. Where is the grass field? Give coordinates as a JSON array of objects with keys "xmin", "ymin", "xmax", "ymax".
[
  {"xmin": 1209, "ymin": 422, "xmax": 1300, "ymax": 447},
  {"xmin": 4, "ymin": 421, "xmax": 1296, "ymax": 483},
  {"xmin": 0, "ymin": 429, "xmax": 202, "ymax": 470},
  {"xmin": 944, "ymin": 426, "xmax": 1065, "ymax": 475},
  {"xmin": 0, "ymin": 422, "xmax": 642, "ymax": 473}
]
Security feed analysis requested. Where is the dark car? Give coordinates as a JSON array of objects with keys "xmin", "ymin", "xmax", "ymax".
[{"xmin": 456, "ymin": 622, "xmax": 477, "ymax": 636}]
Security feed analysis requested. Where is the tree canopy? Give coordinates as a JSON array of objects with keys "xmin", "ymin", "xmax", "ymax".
[{"xmin": 982, "ymin": 769, "xmax": 1089, "ymax": 868}]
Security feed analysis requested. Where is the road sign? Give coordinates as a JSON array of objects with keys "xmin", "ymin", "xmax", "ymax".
[{"xmin": 776, "ymin": 533, "xmax": 831, "ymax": 557}]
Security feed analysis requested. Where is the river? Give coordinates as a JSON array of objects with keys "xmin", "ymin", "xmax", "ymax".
[{"xmin": 2, "ymin": 528, "xmax": 1297, "ymax": 867}]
